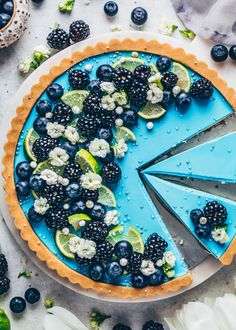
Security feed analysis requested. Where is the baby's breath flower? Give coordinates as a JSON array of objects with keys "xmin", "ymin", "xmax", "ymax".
[
  {"xmin": 113, "ymin": 138, "xmax": 128, "ymax": 159},
  {"xmin": 80, "ymin": 171, "xmax": 102, "ymax": 190},
  {"xmin": 89, "ymin": 138, "xmax": 110, "ymax": 158},
  {"xmin": 18, "ymin": 57, "xmax": 33, "ymax": 74},
  {"xmin": 58, "ymin": 0, "xmax": 75, "ymax": 13}
]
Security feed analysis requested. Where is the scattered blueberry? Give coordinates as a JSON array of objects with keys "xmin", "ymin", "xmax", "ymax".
[
  {"xmin": 114, "ymin": 240, "xmax": 133, "ymax": 259},
  {"xmin": 104, "ymin": 1, "xmax": 118, "ymax": 16},
  {"xmin": 229, "ymin": 45, "xmax": 236, "ymax": 60},
  {"xmin": 28, "ymin": 206, "xmax": 44, "ymax": 223},
  {"xmin": 96, "ymin": 65, "xmax": 114, "ymax": 82},
  {"xmin": 156, "ymin": 56, "xmax": 172, "ymax": 72},
  {"xmin": 33, "ymin": 116, "xmax": 49, "ymax": 135},
  {"xmin": 131, "ymin": 7, "xmax": 148, "ymax": 26},
  {"xmin": 29, "ymin": 174, "xmax": 45, "ymax": 193},
  {"xmin": 90, "ymin": 202, "xmax": 106, "ymax": 220},
  {"xmin": 36, "ymin": 99, "xmax": 52, "ymax": 116},
  {"xmin": 16, "ymin": 181, "xmax": 30, "ymax": 197},
  {"xmin": 89, "ymin": 262, "xmax": 105, "ymax": 281},
  {"xmin": 106, "ymin": 261, "xmax": 123, "ymax": 278},
  {"xmin": 65, "ymin": 183, "xmax": 82, "ymax": 199},
  {"xmin": 211, "ymin": 44, "xmax": 228, "ymax": 62},
  {"xmin": 97, "ymin": 127, "xmax": 113, "ymax": 143},
  {"xmin": 149, "ymin": 268, "xmax": 164, "ymax": 286},
  {"xmin": 87, "ymin": 80, "xmax": 102, "ymax": 94},
  {"xmin": 31, "ymin": 0, "xmax": 45, "ymax": 3},
  {"xmin": 60, "ymin": 140, "xmax": 78, "ymax": 159},
  {"xmin": 16, "ymin": 161, "xmax": 33, "ymax": 179},
  {"xmin": 190, "ymin": 209, "xmax": 204, "ymax": 225},
  {"xmin": 10, "ymin": 297, "xmax": 26, "ymax": 313},
  {"xmin": 121, "ymin": 109, "xmax": 138, "ymax": 127},
  {"xmin": 175, "ymin": 91, "xmax": 191, "ymax": 109},
  {"xmin": 195, "ymin": 223, "xmax": 211, "ymax": 238},
  {"xmin": 3, "ymin": 1, "xmax": 14, "ymax": 16},
  {"xmin": 131, "ymin": 274, "xmax": 147, "ymax": 288},
  {"xmin": 0, "ymin": 13, "xmax": 11, "ymax": 29},
  {"xmin": 25, "ymin": 288, "xmax": 40, "ymax": 304},
  {"xmin": 46, "ymin": 83, "xmax": 64, "ymax": 100},
  {"xmin": 161, "ymin": 90, "xmax": 174, "ymax": 108}
]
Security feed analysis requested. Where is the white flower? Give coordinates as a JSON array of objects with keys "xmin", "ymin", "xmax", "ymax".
[
  {"xmin": 68, "ymin": 236, "xmax": 81, "ymax": 254},
  {"xmin": 18, "ymin": 57, "xmax": 32, "ymax": 74},
  {"xmin": 163, "ymin": 251, "xmax": 176, "ymax": 268},
  {"xmin": 101, "ymin": 95, "xmax": 116, "ymax": 111},
  {"xmin": 64, "ymin": 126, "xmax": 80, "ymax": 145},
  {"xmin": 111, "ymin": 25, "xmax": 121, "ymax": 32},
  {"xmin": 172, "ymin": 85, "xmax": 181, "ymax": 96},
  {"xmin": 100, "ymin": 82, "xmax": 116, "ymax": 94},
  {"xmin": 147, "ymin": 84, "xmax": 164, "ymax": 104},
  {"xmin": 45, "ymin": 112, "xmax": 53, "ymax": 119},
  {"xmin": 49, "ymin": 147, "xmax": 69, "ymax": 167},
  {"xmin": 148, "ymin": 72, "xmax": 162, "ymax": 83},
  {"xmin": 112, "ymin": 91, "xmax": 127, "ymax": 106},
  {"xmin": 40, "ymin": 169, "xmax": 58, "ymax": 185},
  {"xmin": 34, "ymin": 197, "xmax": 49, "ymax": 215},
  {"xmin": 68, "ymin": 236, "xmax": 96, "ymax": 259},
  {"xmin": 72, "ymin": 106, "xmax": 82, "ymax": 115},
  {"xmin": 58, "ymin": 176, "xmax": 69, "ymax": 186},
  {"xmin": 140, "ymin": 260, "xmax": 156, "ymax": 276},
  {"xmin": 80, "ymin": 171, "xmax": 102, "ymax": 190},
  {"xmin": 104, "ymin": 210, "xmax": 119, "ymax": 226},
  {"xmin": 158, "ymin": 17, "xmax": 175, "ymax": 36},
  {"xmin": 113, "ymin": 138, "xmax": 128, "ymax": 159},
  {"xmin": 33, "ymin": 45, "xmax": 51, "ymax": 59},
  {"xmin": 89, "ymin": 138, "xmax": 110, "ymax": 158},
  {"xmin": 46, "ymin": 122, "xmax": 65, "ymax": 138},
  {"xmin": 212, "ymin": 227, "xmax": 229, "ymax": 244}
]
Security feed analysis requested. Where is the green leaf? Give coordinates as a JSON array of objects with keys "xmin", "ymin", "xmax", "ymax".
[
  {"xmin": 171, "ymin": 24, "xmax": 178, "ymax": 32},
  {"xmin": 58, "ymin": 0, "xmax": 75, "ymax": 13},
  {"xmin": 89, "ymin": 311, "xmax": 111, "ymax": 330},
  {"xmin": 44, "ymin": 298, "xmax": 54, "ymax": 309},
  {"xmin": 18, "ymin": 271, "xmax": 32, "ymax": 278},
  {"xmin": 179, "ymin": 29, "xmax": 196, "ymax": 40}
]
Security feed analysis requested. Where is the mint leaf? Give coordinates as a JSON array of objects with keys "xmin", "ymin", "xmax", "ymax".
[{"xmin": 179, "ymin": 29, "xmax": 196, "ymax": 40}]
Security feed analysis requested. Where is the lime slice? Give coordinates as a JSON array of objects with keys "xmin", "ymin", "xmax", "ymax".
[
  {"xmin": 24, "ymin": 128, "xmax": 39, "ymax": 161},
  {"xmin": 150, "ymin": 63, "xmax": 158, "ymax": 75},
  {"xmin": 113, "ymin": 57, "xmax": 144, "ymax": 72},
  {"xmin": 115, "ymin": 126, "xmax": 136, "ymax": 142},
  {"xmin": 34, "ymin": 160, "xmax": 65, "ymax": 176},
  {"xmin": 75, "ymin": 149, "xmax": 100, "ymax": 173},
  {"xmin": 55, "ymin": 230, "xmax": 76, "ymax": 259},
  {"xmin": 171, "ymin": 62, "xmax": 191, "ymax": 92},
  {"xmin": 98, "ymin": 185, "xmax": 116, "ymax": 208},
  {"xmin": 106, "ymin": 226, "xmax": 124, "ymax": 246},
  {"xmin": 138, "ymin": 102, "xmax": 166, "ymax": 120},
  {"xmin": 126, "ymin": 226, "xmax": 144, "ymax": 253},
  {"xmin": 0, "ymin": 309, "xmax": 10, "ymax": 330},
  {"xmin": 61, "ymin": 90, "xmax": 89, "ymax": 108},
  {"xmin": 68, "ymin": 213, "xmax": 91, "ymax": 231}
]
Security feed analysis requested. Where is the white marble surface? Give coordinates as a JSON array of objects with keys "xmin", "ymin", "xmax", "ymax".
[{"xmin": 1, "ymin": 0, "xmax": 236, "ymax": 329}]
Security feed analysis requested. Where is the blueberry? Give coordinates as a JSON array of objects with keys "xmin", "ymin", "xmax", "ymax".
[
  {"xmin": 114, "ymin": 240, "xmax": 133, "ymax": 259},
  {"xmin": 121, "ymin": 109, "xmax": 138, "ymax": 127},
  {"xmin": 16, "ymin": 181, "xmax": 30, "ymax": 197},
  {"xmin": 0, "ymin": 13, "xmax": 11, "ymax": 29},
  {"xmin": 16, "ymin": 161, "xmax": 33, "ymax": 179},
  {"xmin": 36, "ymin": 99, "xmax": 52, "ymax": 116},
  {"xmin": 99, "ymin": 150, "xmax": 114, "ymax": 164},
  {"xmin": 161, "ymin": 90, "xmax": 174, "ymax": 108},
  {"xmin": 106, "ymin": 261, "xmax": 123, "ymax": 278},
  {"xmin": 195, "ymin": 224, "xmax": 211, "ymax": 238},
  {"xmin": 96, "ymin": 65, "xmax": 114, "ymax": 82},
  {"xmin": 104, "ymin": 1, "xmax": 118, "ymax": 16},
  {"xmin": 190, "ymin": 209, "xmax": 204, "ymax": 225},
  {"xmin": 175, "ymin": 92, "xmax": 191, "ymax": 109},
  {"xmin": 32, "ymin": 0, "xmax": 44, "ymax": 3},
  {"xmin": 149, "ymin": 268, "xmax": 164, "ymax": 286},
  {"xmin": 89, "ymin": 262, "xmax": 105, "ymax": 281},
  {"xmin": 3, "ymin": 1, "xmax": 14, "ymax": 15},
  {"xmin": 88, "ymin": 80, "xmax": 102, "ymax": 94},
  {"xmin": 70, "ymin": 200, "xmax": 87, "ymax": 214},
  {"xmin": 46, "ymin": 83, "xmax": 64, "ymax": 100},
  {"xmin": 229, "ymin": 45, "xmax": 236, "ymax": 60},
  {"xmin": 156, "ymin": 56, "xmax": 172, "ymax": 73},
  {"xmin": 28, "ymin": 206, "xmax": 44, "ymax": 223},
  {"xmin": 33, "ymin": 116, "xmax": 49, "ymax": 135},
  {"xmin": 90, "ymin": 202, "xmax": 106, "ymax": 220},
  {"xmin": 60, "ymin": 140, "xmax": 78, "ymax": 159},
  {"xmin": 29, "ymin": 174, "xmax": 45, "ymax": 192},
  {"xmin": 131, "ymin": 274, "xmax": 147, "ymax": 288},
  {"xmin": 211, "ymin": 44, "xmax": 228, "ymax": 62},
  {"xmin": 65, "ymin": 183, "xmax": 82, "ymax": 199},
  {"xmin": 97, "ymin": 128, "xmax": 113, "ymax": 142},
  {"xmin": 131, "ymin": 7, "xmax": 148, "ymax": 26},
  {"xmin": 10, "ymin": 297, "xmax": 26, "ymax": 313},
  {"xmin": 25, "ymin": 288, "xmax": 40, "ymax": 304}
]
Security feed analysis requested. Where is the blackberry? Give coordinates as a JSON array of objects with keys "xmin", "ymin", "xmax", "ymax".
[
  {"xmin": 81, "ymin": 189, "xmax": 98, "ymax": 202},
  {"xmin": 128, "ymin": 80, "xmax": 148, "ymax": 107},
  {"xmin": 69, "ymin": 69, "xmax": 90, "ymax": 90},
  {"xmin": 77, "ymin": 114, "xmax": 100, "ymax": 136},
  {"xmin": 99, "ymin": 109, "xmax": 117, "ymax": 128},
  {"xmin": 113, "ymin": 324, "xmax": 132, "ymax": 330},
  {"xmin": 47, "ymin": 28, "xmax": 70, "ymax": 50},
  {"xmin": 69, "ymin": 20, "xmax": 90, "ymax": 42},
  {"xmin": 42, "ymin": 184, "xmax": 65, "ymax": 206},
  {"xmin": 0, "ymin": 254, "xmax": 8, "ymax": 277},
  {"xmin": 190, "ymin": 78, "xmax": 213, "ymax": 100},
  {"xmin": 0, "ymin": 276, "xmax": 10, "ymax": 295},
  {"xmin": 112, "ymin": 67, "xmax": 133, "ymax": 90},
  {"xmin": 204, "ymin": 201, "xmax": 227, "ymax": 227},
  {"xmin": 82, "ymin": 221, "xmax": 109, "ymax": 242},
  {"xmin": 32, "ymin": 136, "xmax": 57, "ymax": 162},
  {"xmin": 45, "ymin": 207, "xmax": 69, "ymax": 229},
  {"xmin": 101, "ymin": 161, "xmax": 122, "ymax": 184},
  {"xmin": 95, "ymin": 241, "xmax": 114, "ymax": 262},
  {"xmin": 83, "ymin": 93, "xmax": 102, "ymax": 114},
  {"xmin": 144, "ymin": 233, "xmax": 168, "ymax": 263},
  {"xmin": 134, "ymin": 65, "xmax": 151, "ymax": 83},
  {"xmin": 75, "ymin": 254, "xmax": 93, "ymax": 267},
  {"xmin": 142, "ymin": 320, "xmax": 164, "ymax": 330},
  {"xmin": 161, "ymin": 72, "xmax": 178, "ymax": 90},
  {"xmin": 63, "ymin": 163, "xmax": 82, "ymax": 181},
  {"xmin": 52, "ymin": 102, "xmax": 73, "ymax": 125},
  {"xmin": 127, "ymin": 252, "xmax": 143, "ymax": 275}
]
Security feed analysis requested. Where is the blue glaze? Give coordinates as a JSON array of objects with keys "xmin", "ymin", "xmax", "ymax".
[{"xmin": 14, "ymin": 51, "xmax": 234, "ymax": 287}]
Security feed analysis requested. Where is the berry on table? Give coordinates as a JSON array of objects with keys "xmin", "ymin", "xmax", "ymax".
[
  {"xmin": 10, "ymin": 297, "xmax": 26, "ymax": 313},
  {"xmin": 28, "ymin": 207, "xmax": 44, "ymax": 223},
  {"xmin": 190, "ymin": 78, "xmax": 213, "ymax": 99},
  {"xmin": 175, "ymin": 91, "xmax": 191, "ymax": 109},
  {"xmin": 113, "ymin": 324, "xmax": 132, "ymax": 330},
  {"xmin": 131, "ymin": 274, "xmax": 147, "ymax": 288},
  {"xmin": 211, "ymin": 44, "xmax": 228, "ymax": 62},
  {"xmin": 96, "ymin": 64, "xmax": 114, "ymax": 82},
  {"xmin": 114, "ymin": 240, "xmax": 133, "ymax": 259},
  {"xmin": 90, "ymin": 202, "xmax": 107, "ymax": 221},
  {"xmin": 121, "ymin": 109, "xmax": 138, "ymax": 126},
  {"xmin": 25, "ymin": 288, "xmax": 40, "ymax": 304},
  {"xmin": 52, "ymin": 102, "xmax": 73, "ymax": 125},
  {"xmin": 104, "ymin": 1, "xmax": 118, "ymax": 17},
  {"xmin": 82, "ymin": 221, "xmax": 109, "ymax": 242},
  {"xmin": 69, "ymin": 20, "xmax": 90, "ymax": 42},
  {"xmin": 229, "ymin": 45, "xmax": 236, "ymax": 60},
  {"xmin": 0, "ymin": 276, "xmax": 10, "ymax": 295},
  {"xmin": 33, "ymin": 116, "xmax": 49, "ymax": 135},
  {"xmin": 46, "ymin": 83, "xmax": 64, "ymax": 100},
  {"xmin": 106, "ymin": 260, "xmax": 123, "ymax": 278},
  {"xmin": 101, "ymin": 161, "xmax": 122, "ymax": 184},
  {"xmin": 16, "ymin": 161, "xmax": 33, "ymax": 180},
  {"xmin": 89, "ymin": 262, "xmax": 105, "ymax": 281},
  {"xmin": 47, "ymin": 28, "xmax": 70, "ymax": 50},
  {"xmin": 156, "ymin": 56, "xmax": 172, "ymax": 72},
  {"xmin": 0, "ymin": 255, "xmax": 8, "ymax": 277},
  {"xmin": 131, "ymin": 7, "xmax": 148, "ymax": 26},
  {"xmin": 69, "ymin": 69, "xmax": 90, "ymax": 90},
  {"xmin": 36, "ymin": 99, "xmax": 52, "ymax": 116},
  {"xmin": 45, "ymin": 207, "xmax": 69, "ymax": 229},
  {"xmin": 142, "ymin": 320, "xmax": 164, "ymax": 330},
  {"xmin": 16, "ymin": 180, "xmax": 30, "ymax": 197}
]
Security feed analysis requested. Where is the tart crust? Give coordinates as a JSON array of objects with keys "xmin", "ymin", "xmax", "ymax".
[{"xmin": 3, "ymin": 38, "xmax": 236, "ymax": 299}]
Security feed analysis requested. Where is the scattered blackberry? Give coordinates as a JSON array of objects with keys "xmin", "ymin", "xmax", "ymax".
[
  {"xmin": 128, "ymin": 80, "xmax": 148, "ymax": 107},
  {"xmin": 127, "ymin": 252, "xmax": 143, "ymax": 275},
  {"xmin": 82, "ymin": 221, "xmax": 109, "ymax": 242},
  {"xmin": 47, "ymin": 28, "xmax": 70, "ymax": 50},
  {"xmin": 101, "ymin": 161, "xmax": 122, "ymax": 184},
  {"xmin": 69, "ymin": 20, "xmax": 90, "ymax": 42},
  {"xmin": 142, "ymin": 320, "xmax": 164, "ymax": 330},
  {"xmin": 113, "ymin": 324, "xmax": 132, "ymax": 330},
  {"xmin": 134, "ymin": 65, "xmax": 151, "ymax": 83},
  {"xmin": 161, "ymin": 72, "xmax": 178, "ymax": 90},
  {"xmin": 63, "ymin": 163, "xmax": 83, "ymax": 181},
  {"xmin": 52, "ymin": 102, "xmax": 73, "ymax": 125},
  {"xmin": 0, "ymin": 276, "xmax": 10, "ymax": 295},
  {"xmin": 75, "ymin": 254, "xmax": 93, "ymax": 267},
  {"xmin": 99, "ymin": 109, "xmax": 117, "ymax": 128},
  {"xmin": 190, "ymin": 78, "xmax": 213, "ymax": 100},
  {"xmin": 0, "ymin": 254, "xmax": 8, "ymax": 277},
  {"xmin": 42, "ymin": 184, "xmax": 65, "ymax": 206},
  {"xmin": 69, "ymin": 69, "xmax": 90, "ymax": 90},
  {"xmin": 204, "ymin": 201, "xmax": 227, "ymax": 227},
  {"xmin": 45, "ymin": 207, "xmax": 69, "ymax": 229},
  {"xmin": 144, "ymin": 233, "xmax": 168, "ymax": 263},
  {"xmin": 77, "ymin": 114, "xmax": 100, "ymax": 136},
  {"xmin": 83, "ymin": 93, "xmax": 102, "ymax": 114},
  {"xmin": 112, "ymin": 67, "xmax": 133, "ymax": 90},
  {"xmin": 81, "ymin": 188, "xmax": 99, "ymax": 202},
  {"xmin": 94, "ymin": 241, "xmax": 114, "ymax": 262},
  {"xmin": 32, "ymin": 136, "xmax": 57, "ymax": 162}
]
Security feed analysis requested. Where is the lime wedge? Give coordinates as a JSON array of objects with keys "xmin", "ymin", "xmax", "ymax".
[
  {"xmin": 55, "ymin": 230, "xmax": 75, "ymax": 259},
  {"xmin": 115, "ymin": 126, "xmax": 136, "ymax": 142},
  {"xmin": 171, "ymin": 62, "xmax": 191, "ymax": 92},
  {"xmin": 24, "ymin": 128, "xmax": 39, "ymax": 161},
  {"xmin": 34, "ymin": 160, "xmax": 65, "ymax": 176},
  {"xmin": 68, "ymin": 213, "xmax": 91, "ymax": 231},
  {"xmin": 126, "ymin": 226, "xmax": 144, "ymax": 253},
  {"xmin": 61, "ymin": 90, "xmax": 89, "ymax": 108},
  {"xmin": 106, "ymin": 226, "xmax": 124, "ymax": 246},
  {"xmin": 113, "ymin": 57, "xmax": 144, "ymax": 72},
  {"xmin": 98, "ymin": 185, "xmax": 116, "ymax": 208},
  {"xmin": 75, "ymin": 149, "xmax": 100, "ymax": 173},
  {"xmin": 138, "ymin": 102, "xmax": 166, "ymax": 120},
  {"xmin": 0, "ymin": 309, "xmax": 10, "ymax": 330}
]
